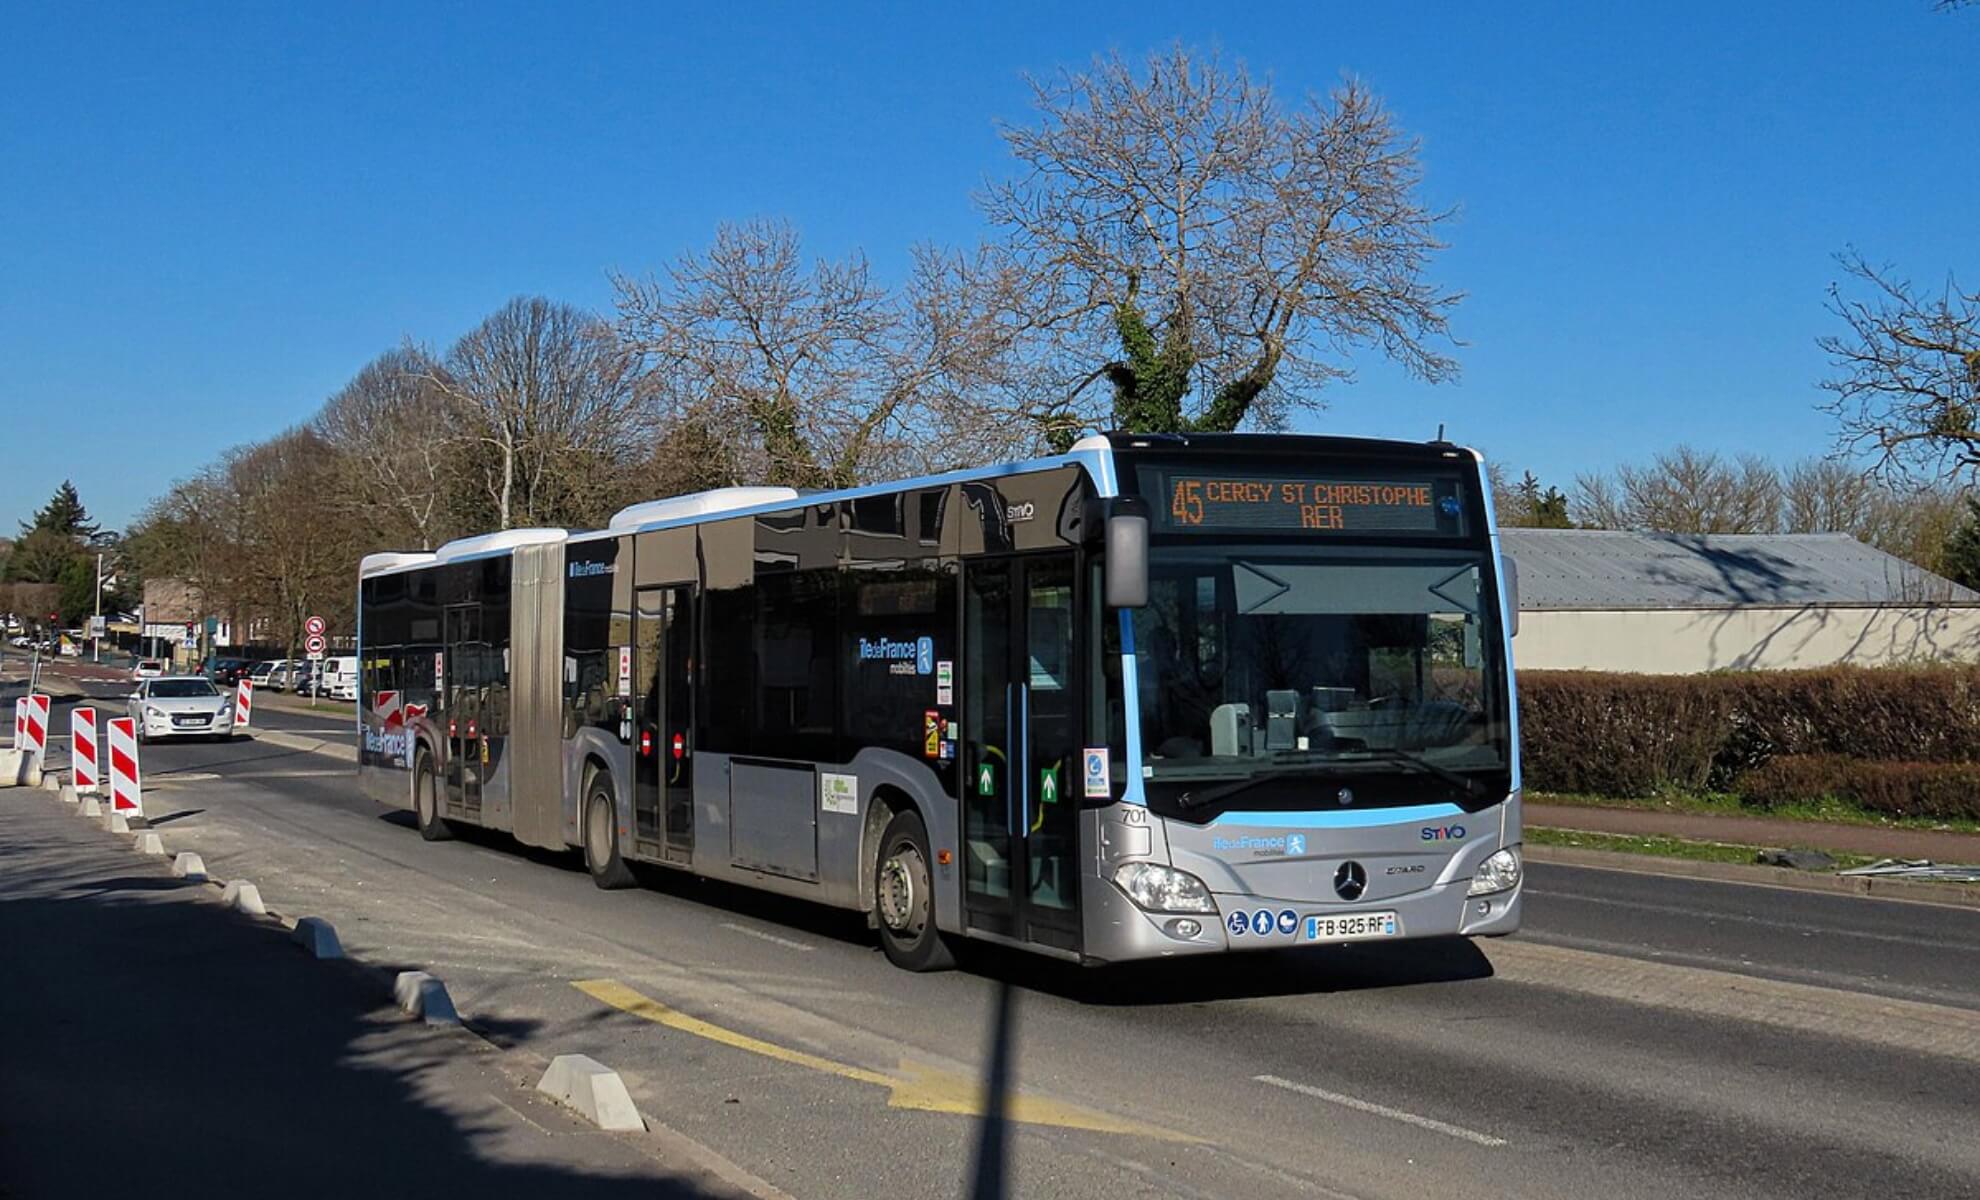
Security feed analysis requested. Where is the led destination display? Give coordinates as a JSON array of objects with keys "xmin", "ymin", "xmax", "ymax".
[{"xmin": 1154, "ymin": 470, "xmax": 1465, "ymax": 535}]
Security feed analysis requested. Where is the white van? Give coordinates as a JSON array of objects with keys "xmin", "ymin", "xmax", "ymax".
[{"xmin": 318, "ymin": 655, "xmax": 359, "ymax": 701}]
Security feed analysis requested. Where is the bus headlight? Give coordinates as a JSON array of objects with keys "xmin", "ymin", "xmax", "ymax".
[
  {"xmin": 1468, "ymin": 847, "xmax": 1522, "ymax": 896},
  {"xmin": 1112, "ymin": 862, "xmax": 1216, "ymax": 913}
]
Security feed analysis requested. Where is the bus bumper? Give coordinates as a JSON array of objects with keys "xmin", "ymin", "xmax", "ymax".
[{"xmin": 1082, "ymin": 872, "xmax": 1523, "ymax": 963}]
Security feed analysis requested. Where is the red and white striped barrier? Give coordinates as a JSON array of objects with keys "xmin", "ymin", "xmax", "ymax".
[
  {"xmin": 107, "ymin": 716, "xmax": 142, "ymax": 818},
  {"xmin": 20, "ymin": 694, "xmax": 49, "ymax": 757},
  {"xmin": 235, "ymin": 678, "xmax": 253, "ymax": 730},
  {"xmin": 71, "ymin": 705, "xmax": 99, "ymax": 793}
]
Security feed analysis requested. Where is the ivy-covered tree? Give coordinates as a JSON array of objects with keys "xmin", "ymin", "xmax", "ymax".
[{"xmin": 985, "ymin": 45, "xmax": 1459, "ymax": 441}]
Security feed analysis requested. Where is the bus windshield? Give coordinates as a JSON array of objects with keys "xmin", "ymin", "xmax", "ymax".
[{"xmin": 1129, "ymin": 543, "xmax": 1510, "ymax": 814}]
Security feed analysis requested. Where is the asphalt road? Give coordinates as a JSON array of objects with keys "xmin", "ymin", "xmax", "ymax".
[{"xmin": 28, "ymin": 681, "xmax": 1980, "ymax": 1199}]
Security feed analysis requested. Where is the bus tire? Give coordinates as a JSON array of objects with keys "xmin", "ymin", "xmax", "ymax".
[
  {"xmin": 875, "ymin": 809, "xmax": 955, "ymax": 972},
  {"xmin": 584, "ymin": 775, "xmax": 636, "ymax": 890},
  {"xmin": 414, "ymin": 750, "xmax": 454, "ymax": 842}
]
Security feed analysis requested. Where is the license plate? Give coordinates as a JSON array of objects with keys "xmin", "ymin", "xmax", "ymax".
[
  {"xmin": 1302, "ymin": 911, "xmax": 1399, "ymax": 943},
  {"xmin": 173, "ymin": 715, "xmax": 207, "ymax": 727}
]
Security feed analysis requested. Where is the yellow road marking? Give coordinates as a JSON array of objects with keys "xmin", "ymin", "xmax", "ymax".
[{"xmin": 571, "ymin": 978, "xmax": 1199, "ymax": 1143}]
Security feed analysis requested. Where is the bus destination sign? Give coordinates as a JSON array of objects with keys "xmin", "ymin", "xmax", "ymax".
[{"xmin": 1157, "ymin": 471, "xmax": 1464, "ymax": 535}]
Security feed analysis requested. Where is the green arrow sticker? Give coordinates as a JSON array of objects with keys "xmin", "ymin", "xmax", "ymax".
[
  {"xmin": 1039, "ymin": 766, "xmax": 1059, "ymax": 805},
  {"xmin": 977, "ymin": 763, "xmax": 995, "ymax": 796}
]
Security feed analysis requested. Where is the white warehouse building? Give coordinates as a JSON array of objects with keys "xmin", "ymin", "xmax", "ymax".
[{"xmin": 1501, "ymin": 529, "xmax": 1980, "ymax": 674}]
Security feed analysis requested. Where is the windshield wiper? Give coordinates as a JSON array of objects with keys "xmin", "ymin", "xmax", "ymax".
[
  {"xmin": 1350, "ymin": 748, "xmax": 1485, "ymax": 798},
  {"xmin": 1174, "ymin": 765, "xmax": 1327, "ymax": 811}
]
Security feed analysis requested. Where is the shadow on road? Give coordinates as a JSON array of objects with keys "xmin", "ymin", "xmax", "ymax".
[{"xmin": 0, "ymin": 812, "xmax": 732, "ymax": 1198}]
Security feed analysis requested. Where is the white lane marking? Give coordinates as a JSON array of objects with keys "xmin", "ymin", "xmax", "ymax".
[
  {"xmin": 719, "ymin": 922, "xmax": 815, "ymax": 952},
  {"xmin": 1254, "ymin": 1074, "xmax": 1507, "ymax": 1147}
]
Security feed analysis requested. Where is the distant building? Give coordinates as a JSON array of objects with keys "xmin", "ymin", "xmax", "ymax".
[{"xmin": 1502, "ymin": 529, "xmax": 1980, "ymax": 673}]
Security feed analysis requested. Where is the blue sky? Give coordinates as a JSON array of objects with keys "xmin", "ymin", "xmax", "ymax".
[{"xmin": 2, "ymin": 2, "xmax": 1973, "ymax": 531}]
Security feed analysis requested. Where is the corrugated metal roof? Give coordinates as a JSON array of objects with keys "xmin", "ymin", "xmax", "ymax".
[{"xmin": 1500, "ymin": 529, "xmax": 1980, "ymax": 610}]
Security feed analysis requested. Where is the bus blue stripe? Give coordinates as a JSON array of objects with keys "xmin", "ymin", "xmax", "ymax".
[{"xmin": 1207, "ymin": 803, "xmax": 1468, "ymax": 829}]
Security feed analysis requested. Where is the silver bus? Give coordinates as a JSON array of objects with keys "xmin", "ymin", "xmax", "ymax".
[{"xmin": 355, "ymin": 432, "xmax": 1522, "ymax": 970}]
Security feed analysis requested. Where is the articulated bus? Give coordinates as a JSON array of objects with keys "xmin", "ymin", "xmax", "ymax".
[{"xmin": 355, "ymin": 432, "xmax": 1523, "ymax": 970}]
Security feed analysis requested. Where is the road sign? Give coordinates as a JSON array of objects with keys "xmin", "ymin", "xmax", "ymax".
[
  {"xmin": 304, "ymin": 633, "xmax": 327, "ymax": 657},
  {"xmin": 305, "ymin": 615, "xmax": 326, "ymax": 637},
  {"xmin": 107, "ymin": 716, "xmax": 142, "ymax": 817},
  {"xmin": 87, "ymin": 615, "xmax": 106, "ymax": 638},
  {"xmin": 234, "ymin": 679, "xmax": 253, "ymax": 729},
  {"xmin": 71, "ymin": 706, "xmax": 99, "ymax": 793}
]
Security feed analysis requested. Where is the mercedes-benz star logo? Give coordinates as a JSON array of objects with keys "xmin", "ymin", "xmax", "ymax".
[{"xmin": 1334, "ymin": 861, "xmax": 1368, "ymax": 901}]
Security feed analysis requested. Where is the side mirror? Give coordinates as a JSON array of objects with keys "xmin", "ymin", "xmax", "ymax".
[
  {"xmin": 1501, "ymin": 554, "xmax": 1520, "ymax": 638},
  {"xmin": 1104, "ymin": 502, "xmax": 1150, "ymax": 609},
  {"xmin": 128, "ymin": 691, "xmax": 141, "ymax": 701}
]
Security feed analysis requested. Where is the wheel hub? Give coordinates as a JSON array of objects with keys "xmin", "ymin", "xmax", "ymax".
[{"xmin": 878, "ymin": 851, "xmax": 923, "ymax": 933}]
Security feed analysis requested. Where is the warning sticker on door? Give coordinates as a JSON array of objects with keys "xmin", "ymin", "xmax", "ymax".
[
  {"xmin": 820, "ymin": 772, "xmax": 858, "ymax": 815},
  {"xmin": 1083, "ymin": 748, "xmax": 1111, "ymax": 798}
]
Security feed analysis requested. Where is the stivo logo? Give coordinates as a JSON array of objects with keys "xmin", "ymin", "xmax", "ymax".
[{"xmin": 1420, "ymin": 824, "xmax": 1467, "ymax": 841}]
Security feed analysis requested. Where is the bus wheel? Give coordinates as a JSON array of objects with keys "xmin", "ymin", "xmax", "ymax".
[
  {"xmin": 584, "ymin": 775, "xmax": 636, "ymax": 890},
  {"xmin": 876, "ymin": 809, "xmax": 955, "ymax": 972},
  {"xmin": 415, "ymin": 751, "xmax": 454, "ymax": 842}
]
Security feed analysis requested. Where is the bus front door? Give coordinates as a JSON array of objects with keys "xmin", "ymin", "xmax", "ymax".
[
  {"xmin": 444, "ymin": 604, "xmax": 482, "ymax": 819},
  {"xmin": 963, "ymin": 553, "xmax": 1080, "ymax": 953},
  {"xmin": 634, "ymin": 585, "xmax": 695, "ymax": 864}
]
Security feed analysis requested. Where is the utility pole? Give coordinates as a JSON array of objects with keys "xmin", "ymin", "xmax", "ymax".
[{"xmin": 92, "ymin": 552, "xmax": 106, "ymax": 664}]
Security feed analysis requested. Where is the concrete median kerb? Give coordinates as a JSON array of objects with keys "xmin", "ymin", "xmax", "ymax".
[
  {"xmin": 78, "ymin": 796, "xmax": 102, "ymax": 818},
  {"xmin": 536, "ymin": 1054, "xmax": 646, "ymax": 1132},
  {"xmin": 393, "ymin": 971, "xmax": 461, "ymax": 1025},
  {"xmin": 171, "ymin": 851, "xmax": 208, "ymax": 881},
  {"xmin": 58, "ymin": 783, "xmax": 77, "ymax": 804},
  {"xmin": 291, "ymin": 916, "xmax": 344, "ymax": 959},
  {"xmin": 221, "ymin": 881, "xmax": 267, "ymax": 916},
  {"xmin": 102, "ymin": 812, "xmax": 130, "ymax": 834},
  {"xmin": 132, "ymin": 832, "xmax": 166, "ymax": 855},
  {"xmin": 43, "ymin": 773, "xmax": 62, "ymax": 793}
]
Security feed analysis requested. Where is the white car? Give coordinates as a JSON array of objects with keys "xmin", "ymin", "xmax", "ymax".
[
  {"xmin": 129, "ymin": 676, "xmax": 237, "ymax": 742},
  {"xmin": 132, "ymin": 659, "xmax": 167, "ymax": 681}
]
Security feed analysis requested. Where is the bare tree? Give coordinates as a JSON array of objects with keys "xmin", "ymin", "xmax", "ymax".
[
  {"xmin": 614, "ymin": 220, "xmax": 889, "ymax": 489},
  {"xmin": 316, "ymin": 345, "xmax": 455, "ymax": 550},
  {"xmin": 1819, "ymin": 251, "xmax": 1980, "ymax": 485},
  {"xmin": 983, "ymin": 45, "xmax": 1459, "ymax": 436},
  {"xmin": 1782, "ymin": 457, "xmax": 1877, "ymax": 533},
  {"xmin": 226, "ymin": 429, "xmax": 359, "ymax": 655},
  {"xmin": 1576, "ymin": 446, "xmax": 1782, "ymax": 534},
  {"xmin": 615, "ymin": 222, "xmax": 1059, "ymax": 488},
  {"xmin": 438, "ymin": 297, "xmax": 648, "ymax": 529}
]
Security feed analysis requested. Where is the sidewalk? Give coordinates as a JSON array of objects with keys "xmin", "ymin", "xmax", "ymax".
[
  {"xmin": 0, "ymin": 791, "xmax": 750, "ymax": 1198},
  {"xmin": 1527, "ymin": 802, "xmax": 1980, "ymax": 863}
]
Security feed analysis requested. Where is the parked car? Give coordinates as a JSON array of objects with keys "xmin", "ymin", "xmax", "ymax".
[
  {"xmin": 247, "ymin": 659, "xmax": 284, "ymax": 689},
  {"xmin": 128, "ymin": 676, "xmax": 236, "ymax": 742},
  {"xmin": 318, "ymin": 655, "xmax": 359, "ymax": 701},
  {"xmin": 206, "ymin": 656, "xmax": 255, "ymax": 687},
  {"xmin": 132, "ymin": 659, "xmax": 166, "ymax": 681},
  {"xmin": 289, "ymin": 661, "xmax": 318, "ymax": 695}
]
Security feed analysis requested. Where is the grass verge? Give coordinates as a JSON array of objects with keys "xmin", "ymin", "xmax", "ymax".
[
  {"xmin": 1526, "ymin": 826, "xmax": 1882, "ymax": 871},
  {"xmin": 1528, "ymin": 790, "xmax": 1980, "ymax": 837}
]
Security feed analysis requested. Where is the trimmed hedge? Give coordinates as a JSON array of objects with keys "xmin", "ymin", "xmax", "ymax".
[
  {"xmin": 1734, "ymin": 755, "xmax": 1980, "ymax": 822},
  {"xmin": 1519, "ymin": 666, "xmax": 1980, "ymax": 798}
]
